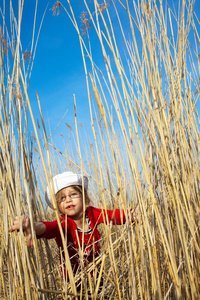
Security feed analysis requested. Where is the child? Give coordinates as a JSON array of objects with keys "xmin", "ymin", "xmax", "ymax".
[{"xmin": 10, "ymin": 171, "xmax": 138, "ymax": 293}]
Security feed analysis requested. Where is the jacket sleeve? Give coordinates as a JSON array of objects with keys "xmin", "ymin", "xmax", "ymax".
[
  {"xmin": 91, "ymin": 207, "xmax": 126, "ymax": 225},
  {"xmin": 37, "ymin": 220, "xmax": 61, "ymax": 239},
  {"xmin": 37, "ymin": 217, "xmax": 75, "ymax": 239}
]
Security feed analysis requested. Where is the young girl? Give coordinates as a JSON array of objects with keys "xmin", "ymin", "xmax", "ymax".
[{"xmin": 10, "ymin": 171, "xmax": 138, "ymax": 293}]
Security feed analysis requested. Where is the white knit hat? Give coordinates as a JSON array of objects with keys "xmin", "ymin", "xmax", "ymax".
[{"xmin": 45, "ymin": 171, "xmax": 88, "ymax": 209}]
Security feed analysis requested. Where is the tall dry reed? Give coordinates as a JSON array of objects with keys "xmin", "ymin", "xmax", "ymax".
[{"xmin": 0, "ymin": 0, "xmax": 200, "ymax": 299}]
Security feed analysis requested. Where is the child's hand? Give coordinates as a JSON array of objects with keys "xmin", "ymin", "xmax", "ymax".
[
  {"xmin": 10, "ymin": 215, "xmax": 33, "ymax": 246},
  {"xmin": 130, "ymin": 208, "xmax": 139, "ymax": 224}
]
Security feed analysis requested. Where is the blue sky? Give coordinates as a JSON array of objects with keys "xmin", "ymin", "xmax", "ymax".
[
  {"xmin": 23, "ymin": 1, "xmax": 94, "ymax": 136},
  {"xmin": 1, "ymin": 0, "xmax": 200, "ymax": 158},
  {"xmin": 19, "ymin": 0, "xmax": 137, "ymax": 149}
]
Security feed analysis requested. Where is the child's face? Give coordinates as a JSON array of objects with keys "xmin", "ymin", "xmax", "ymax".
[{"xmin": 57, "ymin": 186, "xmax": 84, "ymax": 218}]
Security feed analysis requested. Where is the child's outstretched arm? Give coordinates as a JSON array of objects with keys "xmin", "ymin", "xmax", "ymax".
[
  {"xmin": 92, "ymin": 206, "xmax": 139, "ymax": 225},
  {"xmin": 10, "ymin": 216, "xmax": 46, "ymax": 246}
]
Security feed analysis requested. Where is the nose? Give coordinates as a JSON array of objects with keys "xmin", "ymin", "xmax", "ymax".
[{"xmin": 65, "ymin": 195, "xmax": 72, "ymax": 202}]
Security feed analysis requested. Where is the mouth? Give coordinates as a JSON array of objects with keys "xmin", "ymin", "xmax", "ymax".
[{"xmin": 66, "ymin": 205, "xmax": 75, "ymax": 210}]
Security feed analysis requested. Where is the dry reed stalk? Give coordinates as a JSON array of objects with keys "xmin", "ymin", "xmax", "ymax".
[
  {"xmin": 1, "ymin": 0, "xmax": 200, "ymax": 299},
  {"xmin": 0, "ymin": 1, "xmax": 66, "ymax": 299},
  {"xmin": 61, "ymin": 0, "xmax": 200, "ymax": 298}
]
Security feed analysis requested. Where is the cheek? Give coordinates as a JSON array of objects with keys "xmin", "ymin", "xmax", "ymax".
[
  {"xmin": 57, "ymin": 202, "xmax": 63, "ymax": 211},
  {"xmin": 80, "ymin": 199, "xmax": 84, "ymax": 208},
  {"xmin": 77, "ymin": 198, "xmax": 83, "ymax": 207}
]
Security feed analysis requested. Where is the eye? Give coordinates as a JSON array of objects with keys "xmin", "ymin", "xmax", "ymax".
[{"xmin": 71, "ymin": 192, "xmax": 78, "ymax": 196}]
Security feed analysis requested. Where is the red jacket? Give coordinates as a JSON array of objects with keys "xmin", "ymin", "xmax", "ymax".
[{"xmin": 40, "ymin": 206, "xmax": 126, "ymax": 275}]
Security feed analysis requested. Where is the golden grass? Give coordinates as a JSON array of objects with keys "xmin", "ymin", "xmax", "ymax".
[{"xmin": 0, "ymin": 0, "xmax": 200, "ymax": 299}]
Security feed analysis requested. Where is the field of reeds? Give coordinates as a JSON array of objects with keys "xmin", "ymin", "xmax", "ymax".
[{"xmin": 0, "ymin": 0, "xmax": 200, "ymax": 299}]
